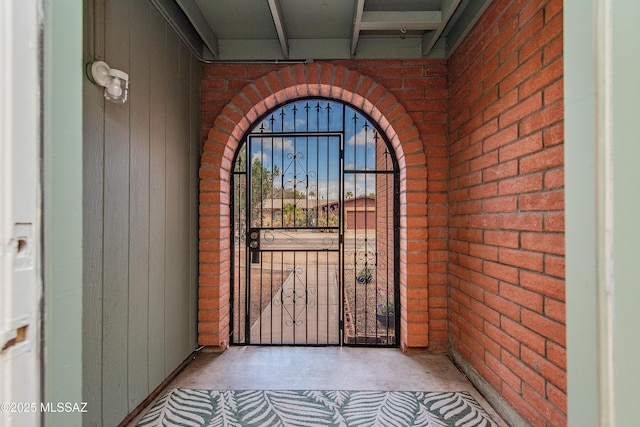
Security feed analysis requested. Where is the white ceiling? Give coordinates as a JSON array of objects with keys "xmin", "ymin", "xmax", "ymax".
[{"xmin": 171, "ymin": 0, "xmax": 493, "ymax": 61}]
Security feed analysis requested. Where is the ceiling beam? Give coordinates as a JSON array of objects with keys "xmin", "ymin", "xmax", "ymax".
[
  {"xmin": 359, "ymin": 11, "xmax": 442, "ymax": 31},
  {"xmin": 268, "ymin": 0, "xmax": 289, "ymax": 59},
  {"xmin": 174, "ymin": 0, "xmax": 219, "ymax": 57},
  {"xmin": 350, "ymin": 0, "xmax": 365, "ymax": 56},
  {"xmin": 422, "ymin": 0, "xmax": 461, "ymax": 57}
]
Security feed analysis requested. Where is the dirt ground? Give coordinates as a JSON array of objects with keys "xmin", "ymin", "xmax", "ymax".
[
  {"xmin": 343, "ymin": 268, "xmax": 395, "ymax": 344},
  {"xmin": 232, "ymin": 256, "xmax": 286, "ymax": 342}
]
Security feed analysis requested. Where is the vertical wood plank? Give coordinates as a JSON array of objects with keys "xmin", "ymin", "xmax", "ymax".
[
  {"xmin": 189, "ymin": 55, "xmax": 201, "ymax": 349},
  {"xmin": 127, "ymin": 0, "xmax": 150, "ymax": 409},
  {"xmin": 82, "ymin": 0, "xmax": 105, "ymax": 423},
  {"xmin": 164, "ymin": 28, "xmax": 183, "ymax": 372},
  {"xmin": 147, "ymin": 6, "xmax": 167, "ymax": 390},
  {"xmin": 179, "ymin": 42, "xmax": 191, "ymax": 355},
  {"xmin": 102, "ymin": 0, "xmax": 130, "ymax": 423}
]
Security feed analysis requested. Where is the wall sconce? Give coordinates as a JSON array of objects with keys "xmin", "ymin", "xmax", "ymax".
[{"xmin": 88, "ymin": 61, "xmax": 129, "ymax": 104}]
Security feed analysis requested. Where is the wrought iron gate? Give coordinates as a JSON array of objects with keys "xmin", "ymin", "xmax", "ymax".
[{"xmin": 231, "ymin": 99, "xmax": 398, "ymax": 346}]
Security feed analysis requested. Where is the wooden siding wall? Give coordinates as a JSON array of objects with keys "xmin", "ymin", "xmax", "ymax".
[{"xmin": 82, "ymin": 1, "xmax": 201, "ymax": 425}]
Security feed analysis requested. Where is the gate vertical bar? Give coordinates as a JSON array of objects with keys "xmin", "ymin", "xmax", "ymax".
[{"xmin": 245, "ymin": 138, "xmax": 252, "ymax": 344}]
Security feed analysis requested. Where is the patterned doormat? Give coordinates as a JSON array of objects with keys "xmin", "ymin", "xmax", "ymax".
[{"xmin": 136, "ymin": 389, "xmax": 499, "ymax": 426}]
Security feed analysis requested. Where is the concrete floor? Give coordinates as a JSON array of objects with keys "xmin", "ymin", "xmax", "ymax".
[{"xmin": 127, "ymin": 346, "xmax": 508, "ymax": 426}]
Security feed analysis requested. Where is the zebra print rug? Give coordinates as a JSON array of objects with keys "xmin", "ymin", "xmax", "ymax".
[{"xmin": 136, "ymin": 389, "xmax": 498, "ymax": 427}]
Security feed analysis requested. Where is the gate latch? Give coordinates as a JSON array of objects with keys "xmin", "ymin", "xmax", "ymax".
[{"xmin": 249, "ymin": 229, "xmax": 261, "ymax": 264}]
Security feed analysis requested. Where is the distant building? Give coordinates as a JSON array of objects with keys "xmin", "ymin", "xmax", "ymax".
[{"xmin": 260, "ymin": 195, "xmax": 376, "ymax": 230}]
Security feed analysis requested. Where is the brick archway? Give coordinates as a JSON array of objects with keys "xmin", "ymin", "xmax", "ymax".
[{"xmin": 199, "ymin": 63, "xmax": 428, "ymax": 351}]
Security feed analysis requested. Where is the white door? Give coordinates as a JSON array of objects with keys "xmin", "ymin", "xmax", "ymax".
[{"xmin": 0, "ymin": 1, "xmax": 41, "ymax": 426}]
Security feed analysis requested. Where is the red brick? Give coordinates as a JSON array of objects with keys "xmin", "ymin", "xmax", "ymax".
[
  {"xmin": 482, "ymin": 196, "xmax": 518, "ymax": 213},
  {"xmin": 484, "ymin": 89, "xmax": 519, "ymax": 124},
  {"xmin": 500, "ymin": 282, "xmax": 543, "ymax": 312},
  {"xmin": 520, "ymin": 57, "xmax": 563, "ymax": 101},
  {"xmin": 547, "ymin": 341, "xmax": 567, "ymax": 370},
  {"xmin": 502, "ymin": 7, "xmax": 544, "ymax": 57},
  {"xmin": 543, "ymin": 33, "xmax": 563, "ymax": 65},
  {"xmin": 520, "ymin": 270, "xmax": 565, "ymax": 301},
  {"xmin": 484, "ymin": 260, "xmax": 519, "ymax": 284},
  {"xmin": 521, "ymin": 232, "xmax": 565, "ymax": 255},
  {"xmin": 545, "ymin": 168, "xmax": 564, "ymax": 190},
  {"xmin": 520, "ymin": 190, "xmax": 564, "ymax": 211},
  {"xmin": 470, "ymin": 119, "xmax": 499, "ymax": 144},
  {"xmin": 501, "ymin": 385, "xmax": 546, "ymax": 426},
  {"xmin": 520, "ymin": 100, "xmax": 564, "ymax": 136},
  {"xmin": 483, "ymin": 13, "xmax": 518, "ymax": 61},
  {"xmin": 499, "ymin": 132, "xmax": 543, "ymax": 161},
  {"xmin": 544, "ymin": 298, "xmax": 565, "ymax": 323},
  {"xmin": 501, "ymin": 52, "xmax": 543, "ymax": 97},
  {"xmin": 469, "ymin": 271, "xmax": 500, "ymax": 293},
  {"xmin": 499, "ymin": 213, "xmax": 543, "ymax": 231},
  {"xmin": 544, "ymin": 77, "xmax": 564, "ymax": 106},
  {"xmin": 499, "ymin": 93, "xmax": 542, "ymax": 129},
  {"xmin": 483, "ymin": 54, "xmax": 519, "ymax": 89},
  {"xmin": 545, "ymin": 255, "xmax": 565, "ymax": 278},
  {"xmin": 544, "ymin": 213, "xmax": 565, "ymax": 232},
  {"xmin": 500, "ymin": 248, "xmax": 544, "ymax": 272},
  {"xmin": 521, "ymin": 309, "xmax": 565, "ymax": 345},
  {"xmin": 484, "ymin": 292, "xmax": 521, "ymax": 321},
  {"xmin": 522, "ymin": 384, "xmax": 567, "ymax": 426},
  {"xmin": 457, "ymin": 278, "xmax": 483, "ymax": 303},
  {"xmin": 469, "ymin": 215, "xmax": 499, "ymax": 229},
  {"xmin": 469, "ymin": 151, "xmax": 499, "ymax": 172},
  {"xmin": 498, "ymin": 173, "xmax": 543, "ymax": 195},
  {"xmin": 486, "ymin": 352, "xmax": 522, "ymax": 391},
  {"xmin": 547, "ymin": 383, "xmax": 568, "ymax": 416},
  {"xmin": 459, "ymin": 171, "xmax": 483, "ymax": 188},
  {"xmin": 483, "ymin": 159, "xmax": 518, "ymax": 182},
  {"xmin": 453, "ymin": 142, "xmax": 483, "ymax": 164},
  {"xmin": 520, "ymin": 145, "xmax": 564, "ymax": 174},
  {"xmin": 484, "ymin": 322, "xmax": 520, "ymax": 355},
  {"xmin": 484, "ymin": 230, "xmax": 519, "ymax": 248},
  {"xmin": 469, "ymin": 183, "xmax": 498, "ymax": 199}
]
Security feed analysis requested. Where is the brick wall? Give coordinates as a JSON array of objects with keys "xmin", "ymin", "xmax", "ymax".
[
  {"xmin": 447, "ymin": 0, "xmax": 565, "ymax": 425},
  {"xmin": 199, "ymin": 61, "xmax": 448, "ymax": 351}
]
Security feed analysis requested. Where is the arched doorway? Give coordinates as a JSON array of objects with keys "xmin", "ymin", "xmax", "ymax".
[
  {"xmin": 198, "ymin": 63, "xmax": 431, "ymax": 352},
  {"xmin": 231, "ymin": 98, "xmax": 399, "ymax": 346}
]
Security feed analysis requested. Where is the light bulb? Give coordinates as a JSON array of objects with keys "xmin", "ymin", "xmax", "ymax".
[
  {"xmin": 89, "ymin": 61, "xmax": 129, "ymax": 104},
  {"xmin": 104, "ymin": 68, "xmax": 129, "ymax": 103},
  {"xmin": 106, "ymin": 78, "xmax": 123, "ymax": 98}
]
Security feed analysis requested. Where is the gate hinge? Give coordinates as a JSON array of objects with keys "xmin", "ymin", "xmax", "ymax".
[{"xmin": 339, "ymin": 320, "xmax": 344, "ymax": 330}]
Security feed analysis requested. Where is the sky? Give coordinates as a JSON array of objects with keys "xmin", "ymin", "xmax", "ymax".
[{"xmin": 245, "ymin": 100, "xmax": 394, "ymax": 200}]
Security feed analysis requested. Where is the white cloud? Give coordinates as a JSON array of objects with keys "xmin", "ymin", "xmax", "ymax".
[
  {"xmin": 272, "ymin": 137, "xmax": 295, "ymax": 153},
  {"xmin": 346, "ymin": 127, "xmax": 377, "ymax": 146},
  {"xmin": 252, "ymin": 151, "xmax": 270, "ymax": 164}
]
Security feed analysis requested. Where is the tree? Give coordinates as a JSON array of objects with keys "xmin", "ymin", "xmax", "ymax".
[
  {"xmin": 250, "ymin": 158, "xmax": 278, "ymax": 226},
  {"xmin": 234, "ymin": 145, "xmax": 281, "ymax": 228},
  {"xmin": 282, "ymin": 202, "xmax": 308, "ymax": 227},
  {"xmin": 345, "ymin": 191, "xmax": 354, "ymax": 199}
]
